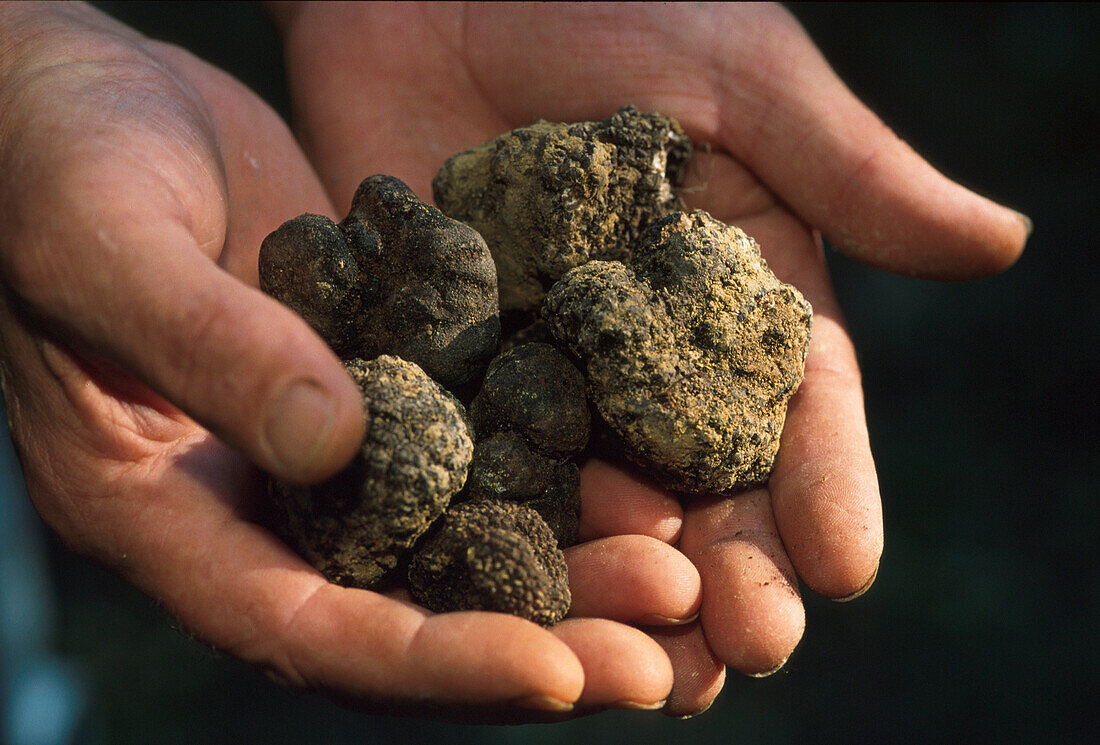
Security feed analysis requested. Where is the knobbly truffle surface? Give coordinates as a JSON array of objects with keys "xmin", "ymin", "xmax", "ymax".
[
  {"xmin": 433, "ymin": 106, "xmax": 691, "ymax": 318},
  {"xmin": 408, "ymin": 500, "xmax": 571, "ymax": 626},
  {"xmin": 270, "ymin": 356, "xmax": 474, "ymax": 588},
  {"xmin": 543, "ymin": 210, "xmax": 813, "ymax": 494},
  {"xmin": 260, "ymin": 175, "xmax": 500, "ymax": 389},
  {"xmin": 468, "ymin": 343, "xmax": 590, "ymax": 459}
]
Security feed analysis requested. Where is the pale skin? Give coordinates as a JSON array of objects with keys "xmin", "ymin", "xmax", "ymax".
[{"xmin": 0, "ymin": 1, "xmax": 1027, "ymax": 721}]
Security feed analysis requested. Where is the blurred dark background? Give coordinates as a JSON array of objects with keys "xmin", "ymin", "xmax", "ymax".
[{"xmin": 23, "ymin": 2, "xmax": 1099, "ymax": 743}]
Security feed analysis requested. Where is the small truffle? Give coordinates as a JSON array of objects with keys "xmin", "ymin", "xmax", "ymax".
[
  {"xmin": 468, "ymin": 343, "xmax": 590, "ymax": 459},
  {"xmin": 260, "ymin": 175, "xmax": 500, "ymax": 389},
  {"xmin": 270, "ymin": 356, "xmax": 473, "ymax": 588},
  {"xmin": 464, "ymin": 433, "xmax": 581, "ymax": 548},
  {"xmin": 433, "ymin": 106, "xmax": 691, "ymax": 319},
  {"xmin": 408, "ymin": 500, "xmax": 571, "ymax": 626},
  {"xmin": 543, "ymin": 210, "xmax": 813, "ymax": 494}
]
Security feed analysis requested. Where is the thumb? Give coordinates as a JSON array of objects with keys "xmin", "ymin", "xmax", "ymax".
[
  {"xmin": 714, "ymin": 5, "xmax": 1029, "ymax": 279},
  {"xmin": 0, "ymin": 51, "xmax": 363, "ymax": 485}
]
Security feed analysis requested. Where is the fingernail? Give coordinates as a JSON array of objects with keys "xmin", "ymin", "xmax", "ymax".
[
  {"xmin": 511, "ymin": 694, "xmax": 574, "ymax": 712},
  {"xmin": 746, "ymin": 657, "xmax": 788, "ymax": 678},
  {"xmin": 263, "ymin": 378, "xmax": 336, "ymax": 478},
  {"xmin": 1014, "ymin": 210, "xmax": 1034, "ymax": 238},
  {"xmin": 615, "ymin": 698, "xmax": 667, "ymax": 711},
  {"xmin": 637, "ymin": 612, "xmax": 699, "ymax": 626},
  {"xmin": 834, "ymin": 565, "xmax": 879, "ymax": 603},
  {"xmin": 669, "ymin": 699, "xmax": 717, "ymax": 719}
]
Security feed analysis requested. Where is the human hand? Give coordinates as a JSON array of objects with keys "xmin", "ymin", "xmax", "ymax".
[
  {"xmin": 0, "ymin": 1, "xmax": 701, "ymax": 720},
  {"xmin": 272, "ymin": 1, "xmax": 1029, "ymax": 715}
]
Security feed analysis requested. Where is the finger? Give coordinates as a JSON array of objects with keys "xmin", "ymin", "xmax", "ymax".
[
  {"xmin": 769, "ymin": 311, "xmax": 884, "ymax": 598},
  {"xmin": 90, "ymin": 436, "xmax": 585, "ymax": 712},
  {"xmin": 0, "ymin": 49, "xmax": 363, "ymax": 485},
  {"xmin": 578, "ymin": 458, "xmax": 683, "ymax": 543},
  {"xmin": 680, "ymin": 490, "xmax": 805, "ymax": 676},
  {"xmin": 710, "ymin": 204, "xmax": 884, "ymax": 601},
  {"xmin": 646, "ymin": 623, "xmax": 726, "ymax": 718},
  {"xmin": 551, "ymin": 618, "xmax": 672, "ymax": 710},
  {"xmin": 565, "ymin": 536, "xmax": 701, "ymax": 625},
  {"xmin": 699, "ymin": 4, "xmax": 1029, "ymax": 278}
]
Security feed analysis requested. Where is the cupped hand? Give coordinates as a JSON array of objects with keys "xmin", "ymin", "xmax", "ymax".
[
  {"xmin": 0, "ymin": 2, "xmax": 702, "ymax": 720},
  {"xmin": 273, "ymin": 1, "xmax": 1029, "ymax": 715}
]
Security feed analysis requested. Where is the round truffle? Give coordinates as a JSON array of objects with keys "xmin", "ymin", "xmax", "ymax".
[
  {"xmin": 433, "ymin": 106, "xmax": 691, "ymax": 318},
  {"xmin": 270, "ymin": 356, "xmax": 473, "ymax": 588},
  {"xmin": 468, "ymin": 343, "xmax": 590, "ymax": 459},
  {"xmin": 408, "ymin": 500, "xmax": 571, "ymax": 626},
  {"xmin": 543, "ymin": 210, "xmax": 813, "ymax": 494}
]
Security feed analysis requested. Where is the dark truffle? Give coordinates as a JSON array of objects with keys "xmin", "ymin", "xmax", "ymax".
[
  {"xmin": 468, "ymin": 343, "xmax": 590, "ymax": 459},
  {"xmin": 464, "ymin": 433, "xmax": 581, "ymax": 548},
  {"xmin": 260, "ymin": 175, "xmax": 500, "ymax": 389},
  {"xmin": 408, "ymin": 500, "xmax": 571, "ymax": 626},
  {"xmin": 433, "ymin": 106, "xmax": 691, "ymax": 318},
  {"xmin": 270, "ymin": 356, "xmax": 473, "ymax": 588},
  {"xmin": 543, "ymin": 210, "xmax": 813, "ymax": 494}
]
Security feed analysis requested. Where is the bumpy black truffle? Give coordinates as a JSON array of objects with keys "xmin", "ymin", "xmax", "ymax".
[
  {"xmin": 408, "ymin": 500, "xmax": 571, "ymax": 626},
  {"xmin": 463, "ymin": 433, "xmax": 581, "ymax": 548},
  {"xmin": 270, "ymin": 356, "xmax": 473, "ymax": 588},
  {"xmin": 433, "ymin": 106, "xmax": 691, "ymax": 317},
  {"xmin": 259, "ymin": 175, "xmax": 500, "ymax": 389},
  {"xmin": 543, "ymin": 210, "xmax": 813, "ymax": 494},
  {"xmin": 468, "ymin": 343, "xmax": 590, "ymax": 459}
]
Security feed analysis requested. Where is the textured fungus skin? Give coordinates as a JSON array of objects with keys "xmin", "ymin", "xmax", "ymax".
[
  {"xmin": 270, "ymin": 356, "xmax": 474, "ymax": 589},
  {"xmin": 469, "ymin": 343, "xmax": 590, "ymax": 459},
  {"xmin": 433, "ymin": 106, "xmax": 691, "ymax": 319},
  {"xmin": 408, "ymin": 500, "xmax": 571, "ymax": 626},
  {"xmin": 543, "ymin": 210, "xmax": 813, "ymax": 494},
  {"xmin": 259, "ymin": 175, "xmax": 500, "ymax": 389},
  {"xmin": 463, "ymin": 433, "xmax": 581, "ymax": 548}
]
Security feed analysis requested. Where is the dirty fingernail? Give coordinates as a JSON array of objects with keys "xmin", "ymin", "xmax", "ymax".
[
  {"xmin": 511, "ymin": 694, "xmax": 575, "ymax": 712},
  {"xmin": 637, "ymin": 612, "xmax": 699, "ymax": 626},
  {"xmin": 615, "ymin": 698, "xmax": 667, "ymax": 711},
  {"xmin": 263, "ymin": 378, "xmax": 335, "ymax": 479},
  {"xmin": 834, "ymin": 565, "xmax": 879, "ymax": 603}
]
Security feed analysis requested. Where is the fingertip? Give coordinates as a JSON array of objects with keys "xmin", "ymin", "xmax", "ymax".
[
  {"xmin": 260, "ymin": 363, "xmax": 365, "ymax": 486},
  {"xmin": 566, "ymin": 536, "xmax": 701, "ymax": 625},
  {"xmin": 552, "ymin": 618, "xmax": 673, "ymax": 709},
  {"xmin": 647, "ymin": 623, "xmax": 726, "ymax": 718}
]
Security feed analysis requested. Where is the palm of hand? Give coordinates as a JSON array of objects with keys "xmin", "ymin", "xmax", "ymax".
[
  {"xmin": 280, "ymin": 1, "xmax": 897, "ymax": 708},
  {"xmin": 0, "ymin": 8, "xmax": 700, "ymax": 719}
]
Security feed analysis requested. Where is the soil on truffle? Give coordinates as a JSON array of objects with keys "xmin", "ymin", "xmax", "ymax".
[
  {"xmin": 433, "ymin": 106, "xmax": 691, "ymax": 327},
  {"xmin": 543, "ymin": 210, "xmax": 813, "ymax": 494}
]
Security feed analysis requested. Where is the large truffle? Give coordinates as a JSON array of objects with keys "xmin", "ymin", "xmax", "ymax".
[
  {"xmin": 259, "ymin": 175, "xmax": 500, "ymax": 389},
  {"xmin": 433, "ymin": 106, "xmax": 691, "ymax": 319},
  {"xmin": 543, "ymin": 210, "xmax": 813, "ymax": 494},
  {"xmin": 270, "ymin": 356, "xmax": 474, "ymax": 588},
  {"xmin": 408, "ymin": 500, "xmax": 571, "ymax": 626}
]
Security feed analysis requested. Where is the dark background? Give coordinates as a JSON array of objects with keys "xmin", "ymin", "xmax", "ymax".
[{"xmin": 38, "ymin": 2, "xmax": 1098, "ymax": 743}]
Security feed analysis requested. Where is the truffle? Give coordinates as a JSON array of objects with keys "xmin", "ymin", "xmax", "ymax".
[
  {"xmin": 408, "ymin": 500, "xmax": 571, "ymax": 626},
  {"xmin": 260, "ymin": 175, "xmax": 500, "ymax": 389},
  {"xmin": 543, "ymin": 210, "xmax": 813, "ymax": 494},
  {"xmin": 270, "ymin": 356, "xmax": 473, "ymax": 588},
  {"xmin": 433, "ymin": 106, "xmax": 691, "ymax": 320},
  {"xmin": 468, "ymin": 343, "xmax": 590, "ymax": 459},
  {"xmin": 463, "ymin": 432, "xmax": 581, "ymax": 548}
]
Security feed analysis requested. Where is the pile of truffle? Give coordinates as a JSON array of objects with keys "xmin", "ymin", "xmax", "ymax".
[{"xmin": 258, "ymin": 107, "xmax": 812, "ymax": 626}]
